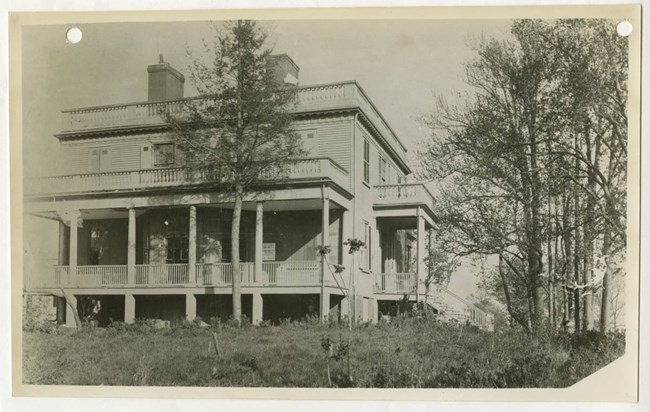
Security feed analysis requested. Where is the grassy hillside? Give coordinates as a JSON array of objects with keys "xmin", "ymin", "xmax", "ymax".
[{"xmin": 22, "ymin": 318, "xmax": 624, "ymax": 388}]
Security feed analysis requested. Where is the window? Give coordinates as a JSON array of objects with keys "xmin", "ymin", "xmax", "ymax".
[
  {"xmin": 379, "ymin": 156, "xmax": 387, "ymax": 183},
  {"xmin": 363, "ymin": 140, "xmax": 370, "ymax": 183},
  {"xmin": 361, "ymin": 221, "xmax": 372, "ymax": 271},
  {"xmin": 300, "ymin": 129, "xmax": 318, "ymax": 155},
  {"xmin": 163, "ymin": 215, "xmax": 188, "ymax": 263},
  {"xmin": 89, "ymin": 146, "xmax": 111, "ymax": 173},
  {"xmin": 153, "ymin": 143, "xmax": 175, "ymax": 166}
]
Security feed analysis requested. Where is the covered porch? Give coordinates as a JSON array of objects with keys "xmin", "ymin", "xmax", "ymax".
[{"xmin": 31, "ymin": 195, "xmax": 349, "ymax": 291}]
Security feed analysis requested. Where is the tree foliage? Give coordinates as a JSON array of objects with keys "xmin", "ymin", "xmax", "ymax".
[
  {"xmin": 420, "ymin": 19, "xmax": 628, "ymax": 334},
  {"xmin": 165, "ymin": 20, "xmax": 306, "ymax": 323}
]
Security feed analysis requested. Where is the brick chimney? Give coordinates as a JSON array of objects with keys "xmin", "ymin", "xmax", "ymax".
[
  {"xmin": 147, "ymin": 54, "xmax": 185, "ymax": 101},
  {"xmin": 267, "ymin": 54, "xmax": 299, "ymax": 87}
]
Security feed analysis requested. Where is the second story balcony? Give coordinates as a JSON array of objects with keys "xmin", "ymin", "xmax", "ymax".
[
  {"xmin": 373, "ymin": 183, "xmax": 436, "ymax": 210},
  {"xmin": 24, "ymin": 157, "xmax": 349, "ymax": 197}
]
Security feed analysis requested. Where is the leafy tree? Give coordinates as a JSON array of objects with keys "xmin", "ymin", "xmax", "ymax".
[
  {"xmin": 420, "ymin": 19, "xmax": 628, "ymax": 334},
  {"xmin": 165, "ymin": 20, "xmax": 305, "ymax": 324}
]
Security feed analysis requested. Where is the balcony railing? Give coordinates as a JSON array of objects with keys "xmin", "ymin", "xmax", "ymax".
[
  {"xmin": 34, "ymin": 261, "xmax": 327, "ymax": 289},
  {"xmin": 25, "ymin": 158, "xmax": 349, "ymax": 196},
  {"xmin": 374, "ymin": 183, "xmax": 436, "ymax": 208}
]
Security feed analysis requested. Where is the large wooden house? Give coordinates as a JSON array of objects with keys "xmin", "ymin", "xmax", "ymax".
[{"xmin": 23, "ymin": 54, "xmax": 492, "ymax": 329}]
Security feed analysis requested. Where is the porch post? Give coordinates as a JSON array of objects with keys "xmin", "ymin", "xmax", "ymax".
[
  {"xmin": 68, "ymin": 210, "xmax": 80, "ymax": 286},
  {"xmin": 125, "ymin": 293, "xmax": 135, "ymax": 324},
  {"xmin": 189, "ymin": 206, "xmax": 197, "ymax": 285},
  {"xmin": 341, "ymin": 208, "xmax": 353, "ymax": 322},
  {"xmin": 186, "ymin": 293, "xmax": 196, "ymax": 321},
  {"xmin": 254, "ymin": 202, "xmax": 264, "ymax": 283},
  {"xmin": 252, "ymin": 292, "xmax": 263, "ymax": 325},
  {"xmin": 416, "ymin": 207, "xmax": 426, "ymax": 302},
  {"xmin": 127, "ymin": 208, "xmax": 136, "ymax": 285},
  {"xmin": 65, "ymin": 301, "xmax": 77, "ymax": 328},
  {"xmin": 320, "ymin": 186, "xmax": 330, "ymax": 323}
]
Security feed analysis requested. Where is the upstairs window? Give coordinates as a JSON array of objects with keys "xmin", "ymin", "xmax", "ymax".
[
  {"xmin": 363, "ymin": 140, "xmax": 370, "ymax": 183},
  {"xmin": 361, "ymin": 221, "xmax": 372, "ymax": 271},
  {"xmin": 379, "ymin": 156, "xmax": 387, "ymax": 184},
  {"xmin": 153, "ymin": 143, "xmax": 175, "ymax": 166},
  {"xmin": 89, "ymin": 146, "xmax": 111, "ymax": 173}
]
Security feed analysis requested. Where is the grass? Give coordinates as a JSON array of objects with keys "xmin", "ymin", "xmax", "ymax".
[{"xmin": 22, "ymin": 317, "xmax": 625, "ymax": 388}]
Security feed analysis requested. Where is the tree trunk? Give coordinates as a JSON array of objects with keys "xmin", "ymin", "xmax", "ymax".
[
  {"xmin": 573, "ymin": 133, "xmax": 582, "ymax": 332},
  {"xmin": 600, "ymin": 229, "xmax": 613, "ymax": 333},
  {"xmin": 562, "ymin": 191, "xmax": 573, "ymax": 329},
  {"xmin": 231, "ymin": 184, "xmax": 243, "ymax": 325},
  {"xmin": 547, "ymin": 192, "xmax": 554, "ymax": 328}
]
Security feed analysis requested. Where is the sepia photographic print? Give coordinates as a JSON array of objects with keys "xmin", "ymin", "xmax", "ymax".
[{"xmin": 9, "ymin": 6, "xmax": 641, "ymax": 402}]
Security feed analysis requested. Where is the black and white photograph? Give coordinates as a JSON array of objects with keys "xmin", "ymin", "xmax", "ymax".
[{"xmin": 9, "ymin": 6, "xmax": 641, "ymax": 401}]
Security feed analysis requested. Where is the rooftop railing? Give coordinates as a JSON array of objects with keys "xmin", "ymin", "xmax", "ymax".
[{"xmin": 58, "ymin": 82, "xmax": 407, "ymax": 159}]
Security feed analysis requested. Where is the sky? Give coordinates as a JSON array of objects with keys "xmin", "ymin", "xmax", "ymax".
[{"xmin": 22, "ymin": 19, "xmax": 513, "ymax": 298}]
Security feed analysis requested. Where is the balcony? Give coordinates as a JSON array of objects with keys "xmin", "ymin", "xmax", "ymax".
[
  {"xmin": 373, "ymin": 183, "xmax": 436, "ymax": 210},
  {"xmin": 24, "ymin": 158, "xmax": 349, "ymax": 196},
  {"xmin": 30, "ymin": 261, "xmax": 330, "ymax": 289}
]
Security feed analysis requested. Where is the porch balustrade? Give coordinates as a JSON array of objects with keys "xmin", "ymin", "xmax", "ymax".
[
  {"xmin": 374, "ymin": 272, "xmax": 417, "ymax": 294},
  {"xmin": 25, "ymin": 158, "xmax": 349, "ymax": 196},
  {"xmin": 41, "ymin": 261, "xmax": 326, "ymax": 289}
]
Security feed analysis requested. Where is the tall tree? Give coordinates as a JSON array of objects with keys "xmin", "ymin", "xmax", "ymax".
[
  {"xmin": 420, "ymin": 19, "xmax": 628, "ymax": 334},
  {"xmin": 166, "ymin": 20, "xmax": 304, "ymax": 324}
]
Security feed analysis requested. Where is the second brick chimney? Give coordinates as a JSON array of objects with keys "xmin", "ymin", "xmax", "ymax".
[{"xmin": 147, "ymin": 54, "xmax": 185, "ymax": 101}]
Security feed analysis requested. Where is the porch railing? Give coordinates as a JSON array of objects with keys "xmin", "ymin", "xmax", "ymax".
[
  {"xmin": 196, "ymin": 261, "xmax": 321, "ymax": 286},
  {"xmin": 40, "ymin": 261, "xmax": 325, "ymax": 289},
  {"xmin": 25, "ymin": 158, "xmax": 349, "ymax": 196},
  {"xmin": 135, "ymin": 264, "xmax": 189, "ymax": 285},
  {"xmin": 374, "ymin": 272, "xmax": 417, "ymax": 294}
]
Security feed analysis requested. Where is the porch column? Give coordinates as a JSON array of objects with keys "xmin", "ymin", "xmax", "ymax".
[
  {"xmin": 341, "ymin": 208, "xmax": 354, "ymax": 321},
  {"xmin": 188, "ymin": 206, "xmax": 197, "ymax": 285},
  {"xmin": 320, "ymin": 186, "xmax": 330, "ymax": 322},
  {"xmin": 65, "ymin": 301, "xmax": 77, "ymax": 328},
  {"xmin": 416, "ymin": 207, "xmax": 426, "ymax": 302},
  {"xmin": 127, "ymin": 208, "xmax": 136, "ymax": 285},
  {"xmin": 370, "ymin": 298, "xmax": 379, "ymax": 324},
  {"xmin": 186, "ymin": 293, "xmax": 196, "ymax": 321},
  {"xmin": 68, "ymin": 210, "xmax": 80, "ymax": 286},
  {"xmin": 254, "ymin": 202, "xmax": 264, "ymax": 283},
  {"xmin": 339, "ymin": 296, "xmax": 350, "ymax": 319},
  {"xmin": 125, "ymin": 293, "xmax": 135, "ymax": 324},
  {"xmin": 252, "ymin": 292, "xmax": 263, "ymax": 325}
]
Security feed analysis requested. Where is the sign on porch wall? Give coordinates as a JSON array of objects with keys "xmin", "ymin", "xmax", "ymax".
[{"xmin": 263, "ymin": 243, "xmax": 276, "ymax": 261}]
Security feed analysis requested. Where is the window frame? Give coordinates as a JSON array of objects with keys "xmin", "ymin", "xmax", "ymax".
[
  {"xmin": 153, "ymin": 142, "xmax": 176, "ymax": 167},
  {"xmin": 379, "ymin": 155, "xmax": 388, "ymax": 184},
  {"xmin": 363, "ymin": 139, "xmax": 370, "ymax": 184}
]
